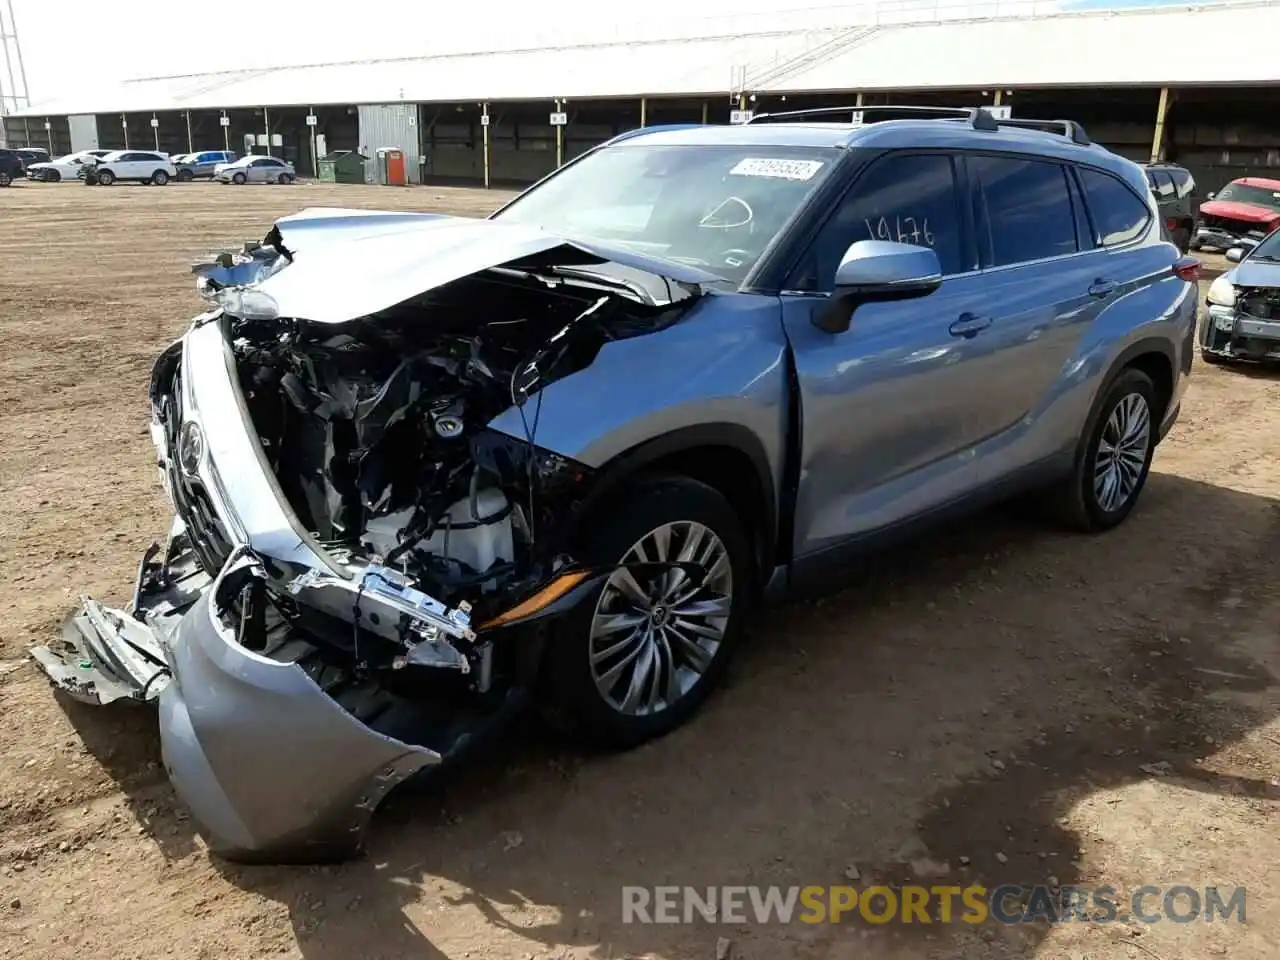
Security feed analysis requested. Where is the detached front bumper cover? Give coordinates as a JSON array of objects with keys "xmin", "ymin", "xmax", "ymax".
[{"xmin": 32, "ymin": 534, "xmax": 446, "ymax": 863}]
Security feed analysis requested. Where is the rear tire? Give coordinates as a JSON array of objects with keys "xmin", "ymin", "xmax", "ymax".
[
  {"xmin": 151, "ymin": 170, "xmax": 169, "ymax": 185},
  {"xmin": 277, "ymin": 172, "xmax": 293, "ymax": 184},
  {"xmin": 541, "ymin": 475, "xmax": 752, "ymax": 748},
  {"xmin": 1045, "ymin": 368, "xmax": 1158, "ymax": 533}
]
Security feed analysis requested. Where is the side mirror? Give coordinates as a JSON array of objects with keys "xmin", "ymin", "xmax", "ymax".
[
  {"xmin": 1226, "ymin": 247, "xmax": 1245, "ymax": 263},
  {"xmin": 814, "ymin": 240, "xmax": 943, "ymax": 334},
  {"xmin": 1206, "ymin": 191, "xmax": 1217, "ymax": 201}
]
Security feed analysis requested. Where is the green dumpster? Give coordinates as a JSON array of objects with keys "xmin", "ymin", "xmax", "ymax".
[{"xmin": 317, "ymin": 150, "xmax": 367, "ymax": 184}]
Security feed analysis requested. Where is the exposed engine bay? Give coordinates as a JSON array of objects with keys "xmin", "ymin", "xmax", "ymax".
[{"xmin": 29, "ymin": 209, "xmax": 719, "ymax": 863}]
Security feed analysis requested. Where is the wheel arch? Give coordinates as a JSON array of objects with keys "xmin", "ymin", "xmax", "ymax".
[
  {"xmin": 1075, "ymin": 337, "xmax": 1175, "ymax": 465},
  {"xmin": 574, "ymin": 424, "xmax": 779, "ymax": 592}
]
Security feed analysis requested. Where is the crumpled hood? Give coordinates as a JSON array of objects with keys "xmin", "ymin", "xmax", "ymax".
[
  {"xmin": 195, "ymin": 208, "xmax": 718, "ymax": 324},
  {"xmin": 1199, "ymin": 199, "xmax": 1280, "ymax": 224},
  {"xmin": 1228, "ymin": 257, "xmax": 1280, "ymax": 290}
]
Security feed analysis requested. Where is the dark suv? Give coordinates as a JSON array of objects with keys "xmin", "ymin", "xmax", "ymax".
[
  {"xmin": 1143, "ymin": 162, "xmax": 1198, "ymax": 252},
  {"xmin": 0, "ymin": 148, "xmax": 24, "ymax": 187}
]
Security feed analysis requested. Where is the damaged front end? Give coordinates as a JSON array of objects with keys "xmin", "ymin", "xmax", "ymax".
[
  {"xmin": 1202, "ymin": 257, "xmax": 1280, "ymax": 363},
  {"xmin": 32, "ymin": 209, "xmax": 709, "ymax": 863}
]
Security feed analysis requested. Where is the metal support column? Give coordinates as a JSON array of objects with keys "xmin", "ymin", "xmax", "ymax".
[
  {"xmin": 152, "ymin": 113, "xmax": 159, "ymax": 151},
  {"xmin": 481, "ymin": 102, "xmax": 491, "ymax": 189},
  {"xmin": 21, "ymin": 117, "xmax": 28, "ymax": 146},
  {"xmin": 555, "ymin": 98, "xmax": 564, "ymax": 168},
  {"xmin": 120, "ymin": 114, "xmax": 128, "ymax": 149},
  {"xmin": 992, "ymin": 89, "xmax": 1003, "ymax": 107},
  {"xmin": 221, "ymin": 110, "xmax": 230, "ymax": 153},
  {"xmin": 855, "ymin": 92, "xmax": 864, "ymax": 107},
  {"xmin": 1150, "ymin": 86, "xmax": 1172, "ymax": 163},
  {"xmin": 640, "ymin": 97, "xmax": 647, "ymax": 128},
  {"xmin": 701, "ymin": 101, "xmax": 708, "ymax": 125},
  {"xmin": 263, "ymin": 107, "xmax": 270, "ymax": 155},
  {"xmin": 308, "ymin": 106, "xmax": 318, "ymax": 178},
  {"xmin": 44, "ymin": 119, "xmax": 51, "ymax": 153},
  {"xmin": 185, "ymin": 111, "xmax": 193, "ymax": 154}
]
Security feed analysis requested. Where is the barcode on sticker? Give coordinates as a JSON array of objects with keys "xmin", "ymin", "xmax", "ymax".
[{"xmin": 730, "ymin": 158, "xmax": 825, "ymax": 181}]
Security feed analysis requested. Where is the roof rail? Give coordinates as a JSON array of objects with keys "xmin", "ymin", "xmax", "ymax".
[
  {"xmin": 746, "ymin": 105, "xmax": 996, "ymax": 127},
  {"xmin": 990, "ymin": 117, "xmax": 1092, "ymax": 146},
  {"xmin": 745, "ymin": 104, "xmax": 1093, "ymax": 145}
]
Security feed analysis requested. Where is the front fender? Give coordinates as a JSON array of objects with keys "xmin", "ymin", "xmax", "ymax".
[{"xmin": 486, "ymin": 291, "xmax": 790, "ymax": 490}]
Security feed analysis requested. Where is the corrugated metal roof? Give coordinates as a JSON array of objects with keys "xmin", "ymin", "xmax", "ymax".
[
  {"xmin": 770, "ymin": 3, "xmax": 1280, "ymax": 91},
  {"xmin": 8, "ymin": 1, "xmax": 1277, "ymax": 118}
]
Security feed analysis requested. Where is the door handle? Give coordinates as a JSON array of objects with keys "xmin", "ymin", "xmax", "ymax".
[
  {"xmin": 948, "ymin": 313, "xmax": 992, "ymax": 338},
  {"xmin": 1089, "ymin": 278, "xmax": 1118, "ymax": 298}
]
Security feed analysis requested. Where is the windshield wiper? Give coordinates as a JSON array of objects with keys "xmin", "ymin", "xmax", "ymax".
[{"xmin": 1247, "ymin": 254, "xmax": 1280, "ymax": 263}]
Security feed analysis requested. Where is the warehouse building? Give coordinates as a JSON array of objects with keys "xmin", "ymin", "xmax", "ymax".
[{"xmin": 4, "ymin": 0, "xmax": 1280, "ymax": 192}]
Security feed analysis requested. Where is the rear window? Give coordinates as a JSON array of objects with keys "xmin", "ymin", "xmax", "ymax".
[
  {"xmin": 1171, "ymin": 168, "xmax": 1196, "ymax": 199},
  {"xmin": 1077, "ymin": 168, "xmax": 1152, "ymax": 247},
  {"xmin": 970, "ymin": 155, "xmax": 1077, "ymax": 266}
]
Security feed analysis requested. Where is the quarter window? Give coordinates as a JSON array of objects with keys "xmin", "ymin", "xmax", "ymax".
[
  {"xmin": 792, "ymin": 152, "xmax": 965, "ymax": 290},
  {"xmin": 969, "ymin": 155, "xmax": 1077, "ymax": 267},
  {"xmin": 1077, "ymin": 168, "xmax": 1152, "ymax": 247}
]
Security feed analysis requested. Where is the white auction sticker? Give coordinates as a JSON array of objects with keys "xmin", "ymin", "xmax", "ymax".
[{"xmin": 730, "ymin": 157, "xmax": 825, "ymax": 181}]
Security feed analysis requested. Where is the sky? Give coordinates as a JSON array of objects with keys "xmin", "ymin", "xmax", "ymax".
[{"xmin": 3, "ymin": 0, "xmax": 1228, "ymax": 107}]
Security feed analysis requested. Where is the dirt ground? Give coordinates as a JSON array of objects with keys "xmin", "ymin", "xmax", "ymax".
[{"xmin": 1, "ymin": 179, "xmax": 1278, "ymax": 960}]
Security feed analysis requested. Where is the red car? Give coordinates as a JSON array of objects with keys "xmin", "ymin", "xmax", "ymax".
[{"xmin": 1192, "ymin": 176, "xmax": 1280, "ymax": 252}]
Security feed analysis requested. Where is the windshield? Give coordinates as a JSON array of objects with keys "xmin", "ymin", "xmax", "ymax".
[
  {"xmin": 492, "ymin": 142, "xmax": 840, "ymax": 282},
  {"xmin": 1241, "ymin": 227, "xmax": 1280, "ymax": 261},
  {"xmin": 1215, "ymin": 181, "xmax": 1280, "ymax": 211}
]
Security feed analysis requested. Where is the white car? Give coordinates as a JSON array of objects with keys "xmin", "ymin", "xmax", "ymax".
[
  {"xmin": 90, "ymin": 150, "xmax": 178, "ymax": 186},
  {"xmin": 214, "ymin": 154, "xmax": 296, "ymax": 184},
  {"xmin": 26, "ymin": 150, "xmax": 110, "ymax": 182}
]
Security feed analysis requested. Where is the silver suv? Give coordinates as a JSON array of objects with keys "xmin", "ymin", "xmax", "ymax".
[{"xmin": 34, "ymin": 106, "xmax": 1200, "ymax": 863}]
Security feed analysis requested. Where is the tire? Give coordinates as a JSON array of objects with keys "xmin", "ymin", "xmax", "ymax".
[
  {"xmin": 177, "ymin": 169, "xmax": 194, "ymax": 182},
  {"xmin": 277, "ymin": 173, "xmax": 293, "ymax": 185},
  {"xmin": 0, "ymin": 171, "xmax": 10, "ymax": 187},
  {"xmin": 231, "ymin": 172, "xmax": 246, "ymax": 185},
  {"xmin": 96, "ymin": 169, "xmax": 115, "ymax": 186},
  {"xmin": 44, "ymin": 169, "xmax": 61, "ymax": 183},
  {"xmin": 542, "ymin": 475, "xmax": 752, "ymax": 748},
  {"xmin": 151, "ymin": 170, "xmax": 169, "ymax": 185},
  {"xmin": 1047, "ymin": 367, "xmax": 1159, "ymax": 533},
  {"xmin": 1172, "ymin": 224, "xmax": 1191, "ymax": 254}
]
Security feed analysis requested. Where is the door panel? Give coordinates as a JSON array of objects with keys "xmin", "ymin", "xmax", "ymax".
[
  {"xmin": 964, "ymin": 155, "xmax": 1103, "ymax": 437},
  {"xmin": 782, "ymin": 151, "xmax": 1004, "ymax": 557}
]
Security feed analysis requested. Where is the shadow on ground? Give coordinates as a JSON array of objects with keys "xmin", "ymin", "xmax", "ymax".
[{"xmin": 65, "ymin": 472, "xmax": 1280, "ymax": 959}]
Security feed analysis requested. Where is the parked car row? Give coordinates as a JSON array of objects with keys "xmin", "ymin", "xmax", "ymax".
[
  {"xmin": 0, "ymin": 146, "xmax": 53, "ymax": 186},
  {"xmin": 1, "ymin": 147, "xmax": 297, "ymax": 186}
]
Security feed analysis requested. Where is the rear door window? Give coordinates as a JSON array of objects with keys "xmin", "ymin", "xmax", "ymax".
[
  {"xmin": 1149, "ymin": 170, "xmax": 1176, "ymax": 201},
  {"xmin": 969, "ymin": 155, "xmax": 1078, "ymax": 267},
  {"xmin": 789, "ymin": 152, "xmax": 967, "ymax": 290},
  {"xmin": 1172, "ymin": 168, "xmax": 1196, "ymax": 199},
  {"xmin": 1076, "ymin": 168, "xmax": 1152, "ymax": 247}
]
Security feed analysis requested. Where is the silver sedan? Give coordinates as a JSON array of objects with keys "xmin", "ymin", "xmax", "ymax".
[{"xmin": 214, "ymin": 155, "xmax": 296, "ymax": 184}]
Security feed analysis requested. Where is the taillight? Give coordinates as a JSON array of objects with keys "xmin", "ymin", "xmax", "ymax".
[
  {"xmin": 1166, "ymin": 217, "xmax": 1178, "ymax": 230},
  {"xmin": 1173, "ymin": 256, "xmax": 1201, "ymax": 282}
]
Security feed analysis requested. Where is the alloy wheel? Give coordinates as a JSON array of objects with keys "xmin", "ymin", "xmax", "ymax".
[
  {"xmin": 1093, "ymin": 392, "xmax": 1151, "ymax": 513},
  {"xmin": 588, "ymin": 520, "xmax": 733, "ymax": 717}
]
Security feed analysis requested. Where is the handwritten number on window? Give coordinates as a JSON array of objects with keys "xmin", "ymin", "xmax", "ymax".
[{"xmin": 865, "ymin": 216, "xmax": 935, "ymax": 248}]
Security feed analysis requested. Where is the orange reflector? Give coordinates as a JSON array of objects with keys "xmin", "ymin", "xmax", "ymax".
[{"xmin": 479, "ymin": 570, "xmax": 595, "ymax": 630}]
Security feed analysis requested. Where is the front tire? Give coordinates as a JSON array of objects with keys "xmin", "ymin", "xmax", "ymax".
[
  {"xmin": 44, "ymin": 169, "xmax": 61, "ymax": 183},
  {"xmin": 543, "ymin": 475, "xmax": 752, "ymax": 748},
  {"xmin": 231, "ymin": 172, "xmax": 247, "ymax": 185},
  {"xmin": 177, "ymin": 169, "xmax": 194, "ymax": 182},
  {"xmin": 1049, "ymin": 367, "xmax": 1158, "ymax": 532},
  {"xmin": 96, "ymin": 169, "xmax": 115, "ymax": 186}
]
